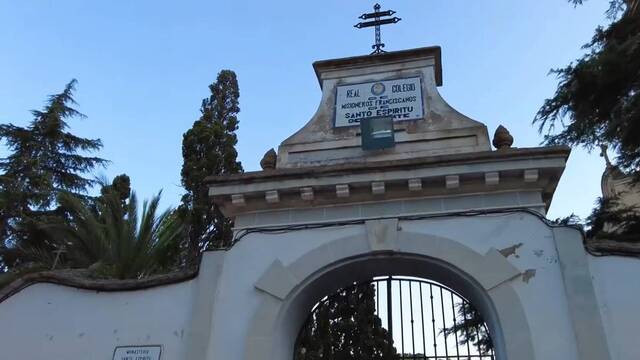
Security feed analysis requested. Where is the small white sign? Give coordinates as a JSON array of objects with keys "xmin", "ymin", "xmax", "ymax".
[
  {"xmin": 113, "ymin": 345, "xmax": 162, "ymax": 360},
  {"xmin": 334, "ymin": 77, "xmax": 424, "ymax": 127}
]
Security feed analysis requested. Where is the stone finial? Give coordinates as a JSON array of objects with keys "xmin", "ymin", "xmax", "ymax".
[
  {"xmin": 492, "ymin": 125, "xmax": 514, "ymax": 150},
  {"xmin": 260, "ymin": 149, "xmax": 277, "ymax": 170}
]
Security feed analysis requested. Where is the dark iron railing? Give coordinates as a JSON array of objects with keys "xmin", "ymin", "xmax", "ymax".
[{"xmin": 296, "ymin": 276, "xmax": 495, "ymax": 360}]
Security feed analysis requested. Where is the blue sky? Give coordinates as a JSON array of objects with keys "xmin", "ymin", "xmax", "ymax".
[{"xmin": 0, "ymin": 0, "xmax": 611, "ymax": 219}]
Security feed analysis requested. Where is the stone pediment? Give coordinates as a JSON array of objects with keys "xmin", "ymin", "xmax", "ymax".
[
  {"xmin": 208, "ymin": 46, "xmax": 570, "ymax": 220},
  {"xmin": 277, "ymin": 47, "xmax": 491, "ymax": 168}
]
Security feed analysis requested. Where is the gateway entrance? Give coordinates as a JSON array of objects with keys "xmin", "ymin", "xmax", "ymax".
[{"xmin": 295, "ymin": 276, "xmax": 495, "ymax": 360}]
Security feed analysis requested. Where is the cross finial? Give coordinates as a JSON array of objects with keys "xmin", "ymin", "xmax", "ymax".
[{"xmin": 354, "ymin": 3, "xmax": 401, "ymax": 55}]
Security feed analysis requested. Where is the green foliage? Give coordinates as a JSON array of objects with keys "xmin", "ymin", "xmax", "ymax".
[
  {"xmin": 587, "ymin": 196, "xmax": 640, "ymax": 241},
  {"xmin": 568, "ymin": 1, "xmax": 631, "ymax": 18},
  {"xmin": 180, "ymin": 70, "xmax": 243, "ymax": 256},
  {"xmin": 42, "ymin": 189, "xmax": 183, "ymax": 279},
  {"xmin": 100, "ymin": 174, "xmax": 132, "ymax": 213},
  {"xmin": 295, "ymin": 282, "xmax": 399, "ymax": 360},
  {"xmin": 440, "ymin": 301, "xmax": 493, "ymax": 354},
  {"xmin": 0, "ymin": 80, "xmax": 107, "ymax": 270},
  {"xmin": 0, "ymin": 172, "xmax": 185, "ymax": 282},
  {"xmin": 534, "ymin": 1, "xmax": 640, "ymax": 178},
  {"xmin": 553, "ymin": 213, "xmax": 583, "ymax": 226}
]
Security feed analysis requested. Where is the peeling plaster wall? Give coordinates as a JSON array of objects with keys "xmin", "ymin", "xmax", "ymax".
[
  {"xmin": 0, "ymin": 280, "xmax": 197, "ymax": 359},
  {"xmin": 207, "ymin": 213, "xmax": 580, "ymax": 360},
  {"xmin": 400, "ymin": 215, "xmax": 578, "ymax": 359},
  {"xmin": 0, "ymin": 212, "xmax": 636, "ymax": 360},
  {"xmin": 207, "ymin": 224, "xmax": 364, "ymax": 360},
  {"xmin": 589, "ymin": 256, "xmax": 640, "ymax": 360}
]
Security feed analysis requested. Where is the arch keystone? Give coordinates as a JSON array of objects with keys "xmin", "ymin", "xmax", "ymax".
[{"xmin": 365, "ymin": 218, "xmax": 399, "ymax": 251}]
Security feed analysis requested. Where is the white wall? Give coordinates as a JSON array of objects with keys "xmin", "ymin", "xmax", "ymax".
[
  {"xmin": 590, "ymin": 255, "xmax": 640, "ymax": 360},
  {"xmin": 206, "ymin": 212, "xmax": 580, "ymax": 360},
  {"xmin": 0, "ymin": 212, "xmax": 637, "ymax": 360},
  {"xmin": 0, "ymin": 280, "xmax": 197, "ymax": 360}
]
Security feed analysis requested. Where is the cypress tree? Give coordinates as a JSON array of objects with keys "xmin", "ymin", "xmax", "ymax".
[
  {"xmin": 0, "ymin": 79, "xmax": 107, "ymax": 270},
  {"xmin": 295, "ymin": 283, "xmax": 399, "ymax": 360},
  {"xmin": 180, "ymin": 70, "xmax": 243, "ymax": 258}
]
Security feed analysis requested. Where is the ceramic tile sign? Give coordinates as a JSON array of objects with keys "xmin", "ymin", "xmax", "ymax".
[
  {"xmin": 334, "ymin": 77, "xmax": 423, "ymax": 127},
  {"xmin": 113, "ymin": 345, "xmax": 162, "ymax": 360}
]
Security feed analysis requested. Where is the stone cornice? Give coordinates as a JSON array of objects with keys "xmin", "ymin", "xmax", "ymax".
[
  {"xmin": 208, "ymin": 146, "xmax": 568, "ymax": 184},
  {"xmin": 208, "ymin": 146, "xmax": 570, "ymax": 216}
]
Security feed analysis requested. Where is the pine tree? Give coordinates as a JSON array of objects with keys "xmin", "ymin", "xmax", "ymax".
[
  {"xmin": 180, "ymin": 70, "xmax": 243, "ymax": 258},
  {"xmin": 535, "ymin": 1, "xmax": 640, "ymax": 242},
  {"xmin": 0, "ymin": 79, "xmax": 107, "ymax": 270},
  {"xmin": 535, "ymin": 0, "xmax": 640, "ymax": 177}
]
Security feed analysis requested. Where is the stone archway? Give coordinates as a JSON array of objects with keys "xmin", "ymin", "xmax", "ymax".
[
  {"xmin": 294, "ymin": 275, "xmax": 497, "ymax": 359},
  {"xmin": 245, "ymin": 228, "xmax": 535, "ymax": 360}
]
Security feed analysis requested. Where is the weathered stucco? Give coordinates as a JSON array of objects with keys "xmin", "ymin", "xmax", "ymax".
[
  {"xmin": 276, "ymin": 47, "xmax": 491, "ymax": 168},
  {"xmin": 1, "ymin": 210, "xmax": 637, "ymax": 360}
]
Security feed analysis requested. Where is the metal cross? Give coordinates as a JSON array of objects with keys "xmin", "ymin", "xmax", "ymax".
[{"xmin": 354, "ymin": 3, "xmax": 401, "ymax": 55}]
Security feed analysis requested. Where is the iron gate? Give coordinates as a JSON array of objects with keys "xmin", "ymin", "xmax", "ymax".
[{"xmin": 295, "ymin": 276, "xmax": 495, "ymax": 360}]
